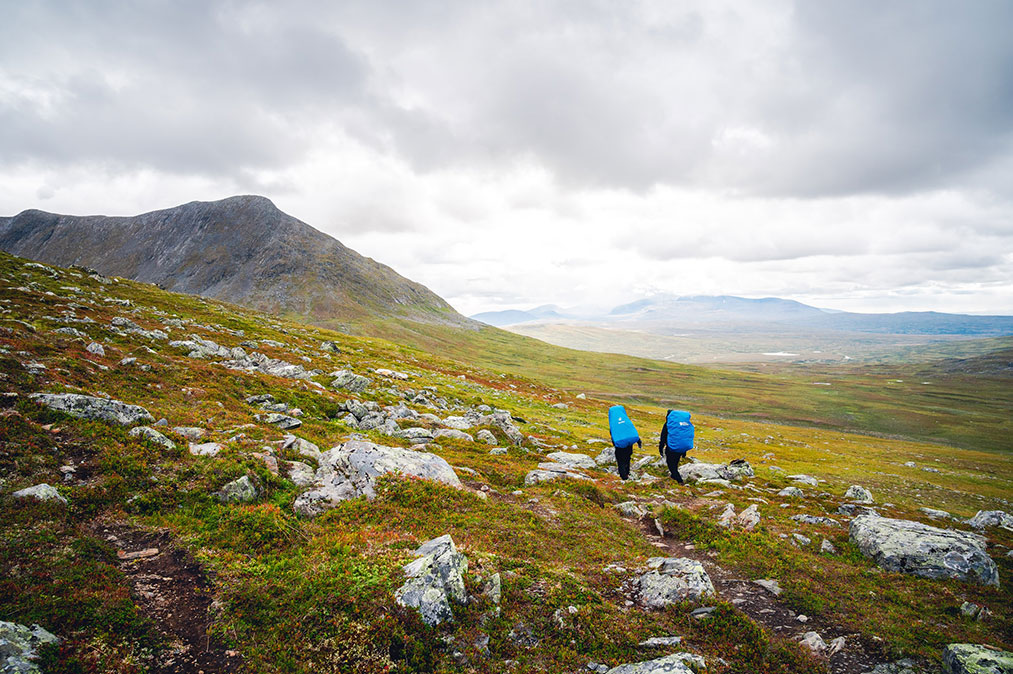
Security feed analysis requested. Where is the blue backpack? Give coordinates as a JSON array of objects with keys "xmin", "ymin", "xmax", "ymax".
[
  {"xmin": 664, "ymin": 409, "xmax": 694, "ymax": 452},
  {"xmin": 608, "ymin": 405, "xmax": 641, "ymax": 449}
]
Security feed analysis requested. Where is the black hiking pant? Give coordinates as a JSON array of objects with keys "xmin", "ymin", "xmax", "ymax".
[
  {"xmin": 664, "ymin": 450, "xmax": 685, "ymax": 480},
  {"xmin": 615, "ymin": 445, "xmax": 634, "ymax": 480}
]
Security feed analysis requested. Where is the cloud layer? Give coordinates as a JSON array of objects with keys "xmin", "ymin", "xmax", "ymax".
[{"xmin": 1, "ymin": 0, "xmax": 1011, "ymax": 314}]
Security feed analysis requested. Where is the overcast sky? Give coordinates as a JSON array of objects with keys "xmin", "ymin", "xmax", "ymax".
[{"xmin": 2, "ymin": 1, "xmax": 1011, "ymax": 315}]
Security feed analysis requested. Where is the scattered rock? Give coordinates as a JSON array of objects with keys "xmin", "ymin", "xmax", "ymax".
[
  {"xmin": 850, "ymin": 515, "xmax": 999, "ymax": 586},
  {"xmin": 434, "ymin": 428, "xmax": 475, "ymax": 443},
  {"xmin": 524, "ymin": 466, "xmax": 590, "ymax": 485},
  {"xmin": 820, "ymin": 539, "xmax": 837, "ymax": 554},
  {"xmin": 546, "ymin": 451, "xmax": 597, "ymax": 470},
  {"xmin": 0, "ymin": 620, "xmax": 60, "ymax": 673},
  {"xmin": 508, "ymin": 622, "xmax": 540, "ymax": 648},
  {"xmin": 12, "ymin": 483, "xmax": 67, "ymax": 505},
  {"xmin": 860, "ymin": 659, "xmax": 925, "ymax": 674},
  {"xmin": 615, "ymin": 501, "xmax": 648, "ymax": 518},
  {"xmin": 919, "ymin": 507, "xmax": 953, "ymax": 520},
  {"xmin": 490, "ymin": 447, "xmax": 508, "ymax": 455},
  {"xmin": 294, "ymin": 441, "xmax": 462, "ymax": 516},
  {"xmin": 737, "ymin": 504, "xmax": 760, "ymax": 530},
  {"xmin": 261, "ymin": 413, "xmax": 302, "ymax": 430},
  {"xmin": 216, "ymin": 475, "xmax": 258, "ymax": 503},
  {"xmin": 845, "ymin": 485, "xmax": 875, "ymax": 503},
  {"xmin": 791, "ymin": 514, "xmax": 840, "ymax": 527},
  {"xmin": 638, "ymin": 636, "xmax": 683, "ymax": 647},
  {"xmin": 959, "ymin": 602, "xmax": 992, "ymax": 621},
  {"xmin": 788, "ymin": 474, "xmax": 819, "ymax": 487},
  {"xmin": 128, "ymin": 426, "xmax": 176, "ymax": 450},
  {"xmin": 778, "ymin": 486, "xmax": 804, "ymax": 498},
  {"xmin": 173, "ymin": 426, "xmax": 207, "ymax": 440},
  {"xmin": 395, "ymin": 535, "xmax": 468, "ymax": 626},
  {"xmin": 595, "ymin": 446, "xmax": 617, "ymax": 466},
  {"xmin": 754, "ymin": 579, "xmax": 782, "ymax": 596},
  {"xmin": 188, "ymin": 442, "xmax": 224, "ymax": 457},
  {"xmin": 681, "ymin": 459, "xmax": 753, "ymax": 483},
  {"xmin": 30, "ymin": 392, "xmax": 154, "ymax": 426},
  {"xmin": 605, "ymin": 652, "xmax": 705, "ymax": 674},
  {"xmin": 330, "ymin": 370, "xmax": 370, "ymax": 391},
  {"xmin": 636, "ymin": 557, "xmax": 715, "ymax": 607},
  {"xmin": 86, "ymin": 341, "xmax": 105, "ymax": 356},
  {"xmin": 967, "ymin": 510, "xmax": 1013, "ymax": 532},
  {"xmin": 476, "ymin": 429, "xmax": 497, "ymax": 445},
  {"xmin": 799, "ymin": 631, "xmax": 827, "ymax": 653},
  {"xmin": 942, "ymin": 643, "xmax": 1013, "ymax": 674}
]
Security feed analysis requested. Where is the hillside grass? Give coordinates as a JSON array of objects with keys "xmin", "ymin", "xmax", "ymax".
[{"xmin": 1, "ymin": 250, "xmax": 1011, "ymax": 673}]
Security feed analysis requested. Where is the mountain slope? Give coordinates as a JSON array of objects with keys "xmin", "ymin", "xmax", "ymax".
[{"xmin": 0, "ymin": 195, "xmax": 471, "ymax": 329}]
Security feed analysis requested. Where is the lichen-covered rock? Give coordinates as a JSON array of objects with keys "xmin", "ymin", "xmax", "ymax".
[
  {"xmin": 395, "ymin": 535, "xmax": 468, "ymax": 626},
  {"xmin": 12, "ymin": 483, "xmax": 67, "ymax": 505},
  {"xmin": 737, "ymin": 504, "xmax": 760, "ymax": 530},
  {"xmin": 434, "ymin": 428, "xmax": 475, "ymax": 443},
  {"xmin": 294, "ymin": 441, "xmax": 462, "ymax": 516},
  {"xmin": 967, "ymin": 510, "xmax": 1013, "ymax": 532},
  {"xmin": 30, "ymin": 393, "xmax": 154, "ymax": 426},
  {"xmin": 850, "ymin": 516, "xmax": 999, "ymax": 586},
  {"xmin": 261, "ymin": 413, "xmax": 301, "ymax": 430},
  {"xmin": 282, "ymin": 434, "xmax": 321, "ymax": 459},
  {"xmin": 788, "ymin": 474, "xmax": 819, "ymax": 486},
  {"xmin": 845, "ymin": 485, "xmax": 875, "ymax": 503},
  {"xmin": 595, "ymin": 446, "xmax": 617, "ymax": 465},
  {"xmin": 680, "ymin": 460, "xmax": 752, "ymax": 483},
  {"xmin": 0, "ymin": 621, "xmax": 60, "ymax": 674},
  {"xmin": 331, "ymin": 370, "xmax": 370, "ymax": 393},
  {"xmin": 476, "ymin": 429, "xmax": 497, "ymax": 445},
  {"xmin": 524, "ymin": 462, "xmax": 590, "ymax": 485},
  {"xmin": 189, "ymin": 442, "xmax": 224, "ymax": 457},
  {"xmin": 216, "ymin": 475, "xmax": 258, "ymax": 503},
  {"xmin": 545, "ymin": 451, "xmax": 597, "ymax": 470},
  {"xmin": 605, "ymin": 652, "xmax": 705, "ymax": 674},
  {"xmin": 128, "ymin": 426, "xmax": 176, "ymax": 450},
  {"xmin": 942, "ymin": 643, "xmax": 1013, "ymax": 673},
  {"xmin": 615, "ymin": 501, "xmax": 648, "ymax": 518},
  {"xmin": 778, "ymin": 486, "xmax": 804, "ymax": 497},
  {"xmin": 636, "ymin": 557, "xmax": 715, "ymax": 607}
]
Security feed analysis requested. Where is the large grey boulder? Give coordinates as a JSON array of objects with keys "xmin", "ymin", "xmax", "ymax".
[
  {"xmin": 331, "ymin": 370, "xmax": 370, "ymax": 393},
  {"xmin": 845, "ymin": 485, "xmax": 875, "ymax": 503},
  {"xmin": 605, "ymin": 652, "xmax": 706, "ymax": 674},
  {"xmin": 395, "ymin": 535, "xmax": 468, "ymax": 626},
  {"xmin": 30, "ymin": 393, "xmax": 154, "ymax": 426},
  {"xmin": 545, "ymin": 451, "xmax": 597, "ymax": 470},
  {"xmin": 433, "ymin": 428, "xmax": 474, "ymax": 443},
  {"xmin": 942, "ymin": 644, "xmax": 1013, "ymax": 673},
  {"xmin": 680, "ymin": 459, "xmax": 753, "ymax": 483},
  {"xmin": 294, "ymin": 441, "xmax": 462, "ymax": 516},
  {"xmin": 636, "ymin": 557, "xmax": 715, "ymax": 608},
  {"xmin": 12, "ymin": 483, "xmax": 67, "ymax": 505},
  {"xmin": 850, "ymin": 516, "xmax": 999, "ymax": 586},
  {"xmin": 967, "ymin": 510, "xmax": 1013, "ymax": 532},
  {"xmin": 0, "ymin": 621, "xmax": 60, "ymax": 674}
]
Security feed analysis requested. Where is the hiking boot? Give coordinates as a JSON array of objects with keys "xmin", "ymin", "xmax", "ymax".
[{"xmin": 673, "ymin": 472, "xmax": 684, "ymax": 484}]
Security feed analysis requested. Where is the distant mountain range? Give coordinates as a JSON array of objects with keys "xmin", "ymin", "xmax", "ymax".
[
  {"xmin": 473, "ymin": 294, "xmax": 1013, "ymax": 336},
  {"xmin": 0, "ymin": 195, "xmax": 471, "ymax": 329}
]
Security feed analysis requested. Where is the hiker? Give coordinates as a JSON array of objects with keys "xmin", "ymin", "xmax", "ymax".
[
  {"xmin": 659, "ymin": 409, "xmax": 694, "ymax": 483},
  {"xmin": 608, "ymin": 405, "xmax": 642, "ymax": 480}
]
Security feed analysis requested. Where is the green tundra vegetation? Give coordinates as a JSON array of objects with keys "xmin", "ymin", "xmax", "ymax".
[{"xmin": 0, "ymin": 250, "xmax": 1010, "ymax": 673}]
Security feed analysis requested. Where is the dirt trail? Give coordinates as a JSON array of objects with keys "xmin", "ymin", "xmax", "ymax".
[
  {"xmin": 636, "ymin": 517, "xmax": 887, "ymax": 674},
  {"xmin": 92, "ymin": 521, "xmax": 243, "ymax": 674}
]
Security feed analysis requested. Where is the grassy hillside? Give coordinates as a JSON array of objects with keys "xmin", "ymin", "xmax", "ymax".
[
  {"xmin": 1, "ymin": 251, "xmax": 1011, "ymax": 673},
  {"xmin": 364, "ymin": 320, "xmax": 1013, "ymax": 454}
]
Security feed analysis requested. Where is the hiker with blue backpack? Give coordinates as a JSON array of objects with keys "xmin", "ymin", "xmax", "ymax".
[
  {"xmin": 608, "ymin": 405, "xmax": 642, "ymax": 480},
  {"xmin": 659, "ymin": 409, "xmax": 694, "ymax": 483}
]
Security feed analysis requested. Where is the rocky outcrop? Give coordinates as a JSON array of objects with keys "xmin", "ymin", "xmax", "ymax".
[
  {"xmin": 294, "ymin": 441, "xmax": 462, "ymax": 516},
  {"xmin": 849, "ymin": 516, "xmax": 998, "ymax": 586},
  {"xmin": 967, "ymin": 510, "xmax": 1013, "ymax": 532},
  {"xmin": 30, "ymin": 393, "xmax": 154, "ymax": 426},
  {"xmin": 942, "ymin": 643, "xmax": 1013, "ymax": 673},
  {"xmin": 636, "ymin": 557, "xmax": 715, "ymax": 607},
  {"xmin": 394, "ymin": 535, "xmax": 468, "ymax": 626},
  {"xmin": 0, "ymin": 621, "xmax": 59, "ymax": 674},
  {"xmin": 605, "ymin": 652, "xmax": 706, "ymax": 673}
]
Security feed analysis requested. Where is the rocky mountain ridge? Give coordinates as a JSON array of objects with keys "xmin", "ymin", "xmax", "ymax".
[{"xmin": 0, "ymin": 195, "xmax": 472, "ymax": 330}]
